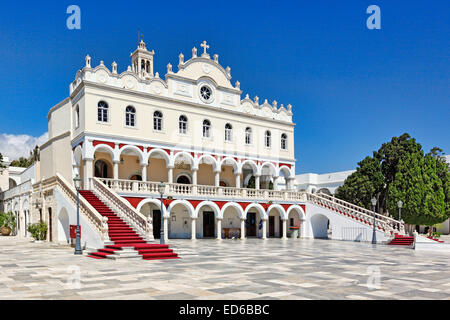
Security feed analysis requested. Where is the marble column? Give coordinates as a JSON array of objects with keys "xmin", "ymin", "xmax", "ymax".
[
  {"xmin": 191, "ymin": 218, "xmax": 197, "ymax": 239},
  {"xmin": 192, "ymin": 169, "xmax": 198, "ymax": 185},
  {"xmin": 214, "ymin": 171, "xmax": 220, "ymax": 187},
  {"xmin": 262, "ymin": 219, "xmax": 267, "ymax": 239},
  {"xmin": 282, "ymin": 219, "xmax": 287, "ymax": 239},
  {"xmin": 164, "ymin": 217, "xmax": 169, "ymax": 242},
  {"xmin": 84, "ymin": 158, "xmax": 93, "ymax": 190},
  {"xmin": 168, "ymin": 166, "xmax": 174, "ymax": 183},
  {"xmin": 273, "ymin": 176, "xmax": 279, "ymax": 191},
  {"xmin": 235, "ymin": 173, "xmax": 241, "ymax": 188},
  {"xmin": 240, "ymin": 219, "xmax": 246, "ymax": 239},
  {"xmin": 141, "ymin": 164, "xmax": 147, "ymax": 182},
  {"xmin": 216, "ymin": 218, "xmax": 222, "ymax": 239},
  {"xmin": 113, "ymin": 161, "xmax": 119, "ymax": 180},
  {"xmin": 255, "ymin": 175, "xmax": 260, "ymax": 190}
]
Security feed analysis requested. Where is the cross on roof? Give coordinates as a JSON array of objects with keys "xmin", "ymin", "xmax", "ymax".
[{"xmin": 201, "ymin": 41, "xmax": 209, "ymax": 55}]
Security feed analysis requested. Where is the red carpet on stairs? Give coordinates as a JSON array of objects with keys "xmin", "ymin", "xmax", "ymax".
[
  {"xmin": 388, "ymin": 234, "xmax": 414, "ymax": 246},
  {"xmin": 79, "ymin": 190, "xmax": 179, "ymax": 261}
]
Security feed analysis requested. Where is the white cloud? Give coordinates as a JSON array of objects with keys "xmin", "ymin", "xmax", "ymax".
[{"xmin": 0, "ymin": 132, "xmax": 48, "ymax": 160}]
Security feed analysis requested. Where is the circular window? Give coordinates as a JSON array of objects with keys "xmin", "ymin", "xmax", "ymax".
[{"xmin": 199, "ymin": 85, "xmax": 214, "ymax": 103}]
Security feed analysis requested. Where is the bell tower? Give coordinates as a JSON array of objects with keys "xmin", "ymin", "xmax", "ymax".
[{"xmin": 130, "ymin": 38, "xmax": 155, "ymax": 79}]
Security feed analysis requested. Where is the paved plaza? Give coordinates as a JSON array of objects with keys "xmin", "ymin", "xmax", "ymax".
[{"xmin": 0, "ymin": 236, "xmax": 449, "ymax": 300}]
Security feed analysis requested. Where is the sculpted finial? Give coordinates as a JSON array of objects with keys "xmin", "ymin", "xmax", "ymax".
[
  {"xmin": 167, "ymin": 63, "xmax": 173, "ymax": 73},
  {"xmin": 192, "ymin": 47, "xmax": 197, "ymax": 58},
  {"xmin": 213, "ymin": 54, "xmax": 219, "ymax": 63},
  {"xmin": 226, "ymin": 66, "xmax": 231, "ymax": 76},
  {"xmin": 155, "ymin": 72, "xmax": 160, "ymax": 78},
  {"xmin": 254, "ymin": 96, "xmax": 259, "ymax": 104},
  {"xmin": 245, "ymin": 94, "xmax": 249, "ymax": 99},
  {"xmin": 272, "ymin": 100, "xmax": 277, "ymax": 110},
  {"xmin": 179, "ymin": 53, "xmax": 184, "ymax": 65},
  {"xmin": 85, "ymin": 55, "xmax": 91, "ymax": 68},
  {"xmin": 112, "ymin": 61, "xmax": 117, "ymax": 74},
  {"xmin": 235, "ymin": 81, "xmax": 240, "ymax": 89},
  {"xmin": 287, "ymin": 104, "xmax": 292, "ymax": 111}
]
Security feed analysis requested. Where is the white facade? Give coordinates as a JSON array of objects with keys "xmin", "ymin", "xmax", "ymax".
[
  {"xmin": 0, "ymin": 39, "xmax": 404, "ymax": 249},
  {"xmin": 295, "ymin": 170, "xmax": 355, "ymax": 194}
]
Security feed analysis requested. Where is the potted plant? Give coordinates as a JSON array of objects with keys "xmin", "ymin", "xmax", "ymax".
[
  {"xmin": 0, "ymin": 211, "xmax": 16, "ymax": 236},
  {"xmin": 28, "ymin": 221, "xmax": 48, "ymax": 242}
]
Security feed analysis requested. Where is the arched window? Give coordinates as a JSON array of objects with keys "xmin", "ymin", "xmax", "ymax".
[
  {"xmin": 225, "ymin": 123, "xmax": 232, "ymax": 142},
  {"xmin": 281, "ymin": 133, "xmax": 287, "ymax": 150},
  {"xmin": 245, "ymin": 127, "xmax": 252, "ymax": 145},
  {"xmin": 203, "ymin": 119, "xmax": 211, "ymax": 138},
  {"xmin": 97, "ymin": 101, "xmax": 108, "ymax": 122},
  {"xmin": 264, "ymin": 130, "xmax": 271, "ymax": 148},
  {"xmin": 153, "ymin": 111, "xmax": 163, "ymax": 131},
  {"xmin": 125, "ymin": 106, "xmax": 136, "ymax": 127},
  {"xmin": 179, "ymin": 115, "xmax": 188, "ymax": 134},
  {"xmin": 75, "ymin": 105, "xmax": 80, "ymax": 128}
]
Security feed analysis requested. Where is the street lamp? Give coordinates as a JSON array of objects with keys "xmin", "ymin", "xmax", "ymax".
[
  {"xmin": 397, "ymin": 200, "xmax": 403, "ymax": 231},
  {"xmin": 371, "ymin": 197, "xmax": 377, "ymax": 244},
  {"xmin": 73, "ymin": 174, "xmax": 83, "ymax": 255},
  {"xmin": 158, "ymin": 182, "xmax": 166, "ymax": 245}
]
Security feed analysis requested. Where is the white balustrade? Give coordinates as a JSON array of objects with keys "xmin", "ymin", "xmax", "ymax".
[{"xmin": 95, "ymin": 177, "xmax": 402, "ymax": 236}]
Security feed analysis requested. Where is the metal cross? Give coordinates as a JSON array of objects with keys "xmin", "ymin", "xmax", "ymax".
[{"xmin": 201, "ymin": 41, "xmax": 209, "ymax": 55}]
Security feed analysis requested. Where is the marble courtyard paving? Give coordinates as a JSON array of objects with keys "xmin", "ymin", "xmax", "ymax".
[{"xmin": 0, "ymin": 237, "xmax": 449, "ymax": 300}]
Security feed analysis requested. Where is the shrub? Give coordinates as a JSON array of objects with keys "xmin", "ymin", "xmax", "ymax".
[
  {"xmin": 0, "ymin": 211, "xmax": 16, "ymax": 231},
  {"xmin": 28, "ymin": 221, "xmax": 48, "ymax": 241}
]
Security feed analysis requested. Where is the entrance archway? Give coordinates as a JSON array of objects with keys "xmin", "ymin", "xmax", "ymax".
[
  {"xmin": 176, "ymin": 174, "xmax": 191, "ymax": 184},
  {"xmin": 310, "ymin": 214, "xmax": 331, "ymax": 239},
  {"xmin": 94, "ymin": 160, "xmax": 110, "ymax": 178}
]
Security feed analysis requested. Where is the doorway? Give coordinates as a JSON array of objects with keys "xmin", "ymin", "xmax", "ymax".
[
  {"xmin": 246, "ymin": 212, "xmax": 256, "ymax": 237},
  {"xmin": 203, "ymin": 211, "xmax": 215, "ymax": 238},
  {"xmin": 152, "ymin": 210, "xmax": 161, "ymax": 239},
  {"xmin": 269, "ymin": 216, "xmax": 275, "ymax": 237}
]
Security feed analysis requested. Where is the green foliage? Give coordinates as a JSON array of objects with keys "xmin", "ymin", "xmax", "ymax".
[
  {"xmin": 10, "ymin": 145, "xmax": 40, "ymax": 168},
  {"xmin": 28, "ymin": 221, "xmax": 48, "ymax": 241},
  {"xmin": 247, "ymin": 176, "xmax": 255, "ymax": 189},
  {"xmin": 0, "ymin": 211, "xmax": 16, "ymax": 231},
  {"xmin": 0, "ymin": 153, "xmax": 6, "ymax": 172},
  {"xmin": 335, "ymin": 156, "xmax": 384, "ymax": 210},
  {"xmin": 387, "ymin": 152, "xmax": 450, "ymax": 226},
  {"xmin": 336, "ymin": 133, "xmax": 450, "ymax": 226}
]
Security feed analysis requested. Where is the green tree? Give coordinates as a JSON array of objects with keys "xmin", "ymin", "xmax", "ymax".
[
  {"xmin": 335, "ymin": 156, "xmax": 384, "ymax": 211},
  {"xmin": 336, "ymin": 133, "xmax": 449, "ymax": 229},
  {"xmin": 9, "ymin": 145, "xmax": 40, "ymax": 168},
  {"xmin": 387, "ymin": 151, "xmax": 450, "ymax": 227},
  {"xmin": 0, "ymin": 153, "xmax": 6, "ymax": 173},
  {"xmin": 10, "ymin": 157, "xmax": 32, "ymax": 168}
]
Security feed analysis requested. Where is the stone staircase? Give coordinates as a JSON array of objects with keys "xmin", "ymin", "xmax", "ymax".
[
  {"xmin": 388, "ymin": 234, "xmax": 414, "ymax": 246},
  {"xmin": 79, "ymin": 190, "xmax": 178, "ymax": 261}
]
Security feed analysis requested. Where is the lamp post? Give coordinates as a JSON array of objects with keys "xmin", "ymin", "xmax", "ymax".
[
  {"xmin": 158, "ymin": 182, "xmax": 166, "ymax": 245},
  {"xmin": 397, "ymin": 200, "xmax": 403, "ymax": 231},
  {"xmin": 73, "ymin": 174, "xmax": 83, "ymax": 255},
  {"xmin": 371, "ymin": 197, "xmax": 377, "ymax": 244}
]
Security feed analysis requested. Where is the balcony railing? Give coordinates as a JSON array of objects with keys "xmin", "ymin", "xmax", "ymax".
[
  {"xmin": 97, "ymin": 178, "xmax": 306, "ymax": 201},
  {"xmin": 97, "ymin": 177, "xmax": 404, "ymax": 235}
]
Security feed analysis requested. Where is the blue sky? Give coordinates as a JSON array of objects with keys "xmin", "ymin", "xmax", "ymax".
[{"xmin": 0, "ymin": 0, "xmax": 448, "ymax": 173}]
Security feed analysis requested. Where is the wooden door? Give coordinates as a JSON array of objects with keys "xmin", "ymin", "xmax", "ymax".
[
  {"xmin": 152, "ymin": 210, "xmax": 161, "ymax": 239},
  {"xmin": 203, "ymin": 211, "xmax": 215, "ymax": 238},
  {"xmin": 269, "ymin": 216, "xmax": 275, "ymax": 237},
  {"xmin": 246, "ymin": 212, "xmax": 256, "ymax": 237}
]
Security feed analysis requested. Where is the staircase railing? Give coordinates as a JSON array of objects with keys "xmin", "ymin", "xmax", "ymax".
[
  {"xmin": 90, "ymin": 177, "xmax": 153, "ymax": 240},
  {"xmin": 36, "ymin": 174, "xmax": 110, "ymax": 241},
  {"xmin": 307, "ymin": 192, "xmax": 403, "ymax": 235}
]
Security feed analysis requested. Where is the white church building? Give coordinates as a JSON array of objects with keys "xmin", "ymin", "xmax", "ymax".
[{"xmin": 0, "ymin": 40, "xmax": 404, "ymax": 256}]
